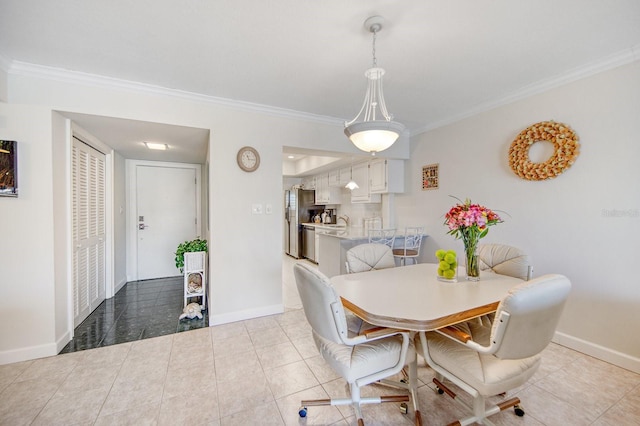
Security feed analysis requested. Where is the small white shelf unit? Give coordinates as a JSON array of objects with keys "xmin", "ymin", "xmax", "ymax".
[{"xmin": 183, "ymin": 251, "xmax": 207, "ymax": 309}]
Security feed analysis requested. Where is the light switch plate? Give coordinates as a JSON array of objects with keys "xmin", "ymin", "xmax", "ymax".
[
  {"xmin": 252, "ymin": 204, "xmax": 263, "ymax": 214},
  {"xmin": 265, "ymin": 203, "xmax": 273, "ymax": 214}
]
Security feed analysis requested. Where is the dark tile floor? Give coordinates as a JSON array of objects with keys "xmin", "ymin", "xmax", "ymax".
[{"xmin": 59, "ymin": 276, "xmax": 208, "ymax": 354}]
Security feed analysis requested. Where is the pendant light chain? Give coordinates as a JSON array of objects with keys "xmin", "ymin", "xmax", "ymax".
[{"xmin": 371, "ymin": 29, "xmax": 378, "ymax": 67}]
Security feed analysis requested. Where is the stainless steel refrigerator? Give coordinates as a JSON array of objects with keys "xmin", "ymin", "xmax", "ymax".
[{"xmin": 284, "ymin": 187, "xmax": 316, "ymax": 258}]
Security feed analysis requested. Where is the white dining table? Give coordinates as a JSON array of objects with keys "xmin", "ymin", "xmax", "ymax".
[
  {"xmin": 331, "ymin": 262, "xmax": 523, "ymax": 332},
  {"xmin": 330, "ymin": 263, "xmax": 523, "ymax": 425}
]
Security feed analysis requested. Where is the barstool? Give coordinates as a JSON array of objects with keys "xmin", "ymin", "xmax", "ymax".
[
  {"xmin": 368, "ymin": 228, "xmax": 396, "ymax": 248},
  {"xmin": 392, "ymin": 227, "xmax": 424, "ymax": 266}
]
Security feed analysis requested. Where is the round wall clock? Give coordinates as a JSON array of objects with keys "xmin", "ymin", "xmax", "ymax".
[{"xmin": 236, "ymin": 146, "xmax": 260, "ymax": 172}]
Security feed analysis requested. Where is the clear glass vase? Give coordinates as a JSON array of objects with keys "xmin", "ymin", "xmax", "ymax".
[{"xmin": 465, "ymin": 248, "xmax": 480, "ymax": 281}]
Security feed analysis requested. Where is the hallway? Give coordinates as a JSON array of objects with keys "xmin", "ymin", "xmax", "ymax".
[{"xmin": 60, "ymin": 276, "xmax": 208, "ymax": 353}]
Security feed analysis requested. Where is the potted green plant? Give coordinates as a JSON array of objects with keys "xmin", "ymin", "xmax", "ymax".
[{"xmin": 174, "ymin": 238, "xmax": 208, "ymax": 273}]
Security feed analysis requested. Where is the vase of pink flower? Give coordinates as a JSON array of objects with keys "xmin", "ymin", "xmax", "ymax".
[{"xmin": 444, "ymin": 198, "xmax": 502, "ymax": 281}]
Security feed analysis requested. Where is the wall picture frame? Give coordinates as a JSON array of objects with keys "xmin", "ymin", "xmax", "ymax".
[
  {"xmin": 422, "ymin": 163, "xmax": 439, "ymax": 190},
  {"xmin": 0, "ymin": 140, "xmax": 18, "ymax": 197}
]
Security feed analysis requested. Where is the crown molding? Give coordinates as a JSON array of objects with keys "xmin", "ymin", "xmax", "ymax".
[
  {"xmin": 7, "ymin": 61, "xmax": 344, "ymax": 126},
  {"xmin": 411, "ymin": 46, "xmax": 640, "ymax": 136},
  {"xmin": 4, "ymin": 45, "xmax": 639, "ymax": 137}
]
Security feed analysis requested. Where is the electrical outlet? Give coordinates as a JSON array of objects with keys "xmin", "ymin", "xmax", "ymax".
[{"xmin": 252, "ymin": 204, "xmax": 263, "ymax": 215}]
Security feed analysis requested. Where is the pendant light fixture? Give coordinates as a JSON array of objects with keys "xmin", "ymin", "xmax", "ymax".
[{"xmin": 344, "ymin": 16, "xmax": 405, "ymax": 155}]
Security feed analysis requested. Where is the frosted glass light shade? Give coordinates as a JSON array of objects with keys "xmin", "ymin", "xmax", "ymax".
[
  {"xmin": 345, "ymin": 180, "xmax": 359, "ymax": 190},
  {"xmin": 344, "ymin": 120, "xmax": 405, "ymax": 154}
]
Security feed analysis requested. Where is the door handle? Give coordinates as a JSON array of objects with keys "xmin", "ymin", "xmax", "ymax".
[{"xmin": 139, "ymin": 224, "xmax": 149, "ymax": 230}]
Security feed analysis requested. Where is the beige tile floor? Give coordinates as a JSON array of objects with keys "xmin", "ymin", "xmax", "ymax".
[{"xmin": 1, "ymin": 255, "xmax": 639, "ymax": 425}]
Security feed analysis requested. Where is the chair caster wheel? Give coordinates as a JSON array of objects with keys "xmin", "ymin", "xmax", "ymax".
[
  {"xmin": 400, "ymin": 402, "xmax": 408, "ymax": 414},
  {"xmin": 436, "ymin": 386, "xmax": 444, "ymax": 395},
  {"xmin": 298, "ymin": 407, "xmax": 307, "ymax": 418},
  {"xmin": 514, "ymin": 405, "xmax": 525, "ymax": 417}
]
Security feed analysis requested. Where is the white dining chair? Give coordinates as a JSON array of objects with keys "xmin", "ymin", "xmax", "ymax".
[
  {"xmin": 416, "ymin": 274, "xmax": 571, "ymax": 425},
  {"xmin": 293, "ymin": 263, "xmax": 414, "ymax": 425},
  {"xmin": 478, "ymin": 243, "xmax": 533, "ymax": 281},
  {"xmin": 346, "ymin": 243, "xmax": 396, "ymax": 274},
  {"xmin": 392, "ymin": 227, "xmax": 424, "ymax": 266},
  {"xmin": 344, "ymin": 243, "xmax": 396, "ymax": 335},
  {"xmin": 475, "ymin": 243, "xmax": 533, "ymax": 325}
]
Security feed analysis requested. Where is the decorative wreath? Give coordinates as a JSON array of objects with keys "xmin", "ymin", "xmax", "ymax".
[{"xmin": 509, "ymin": 121, "xmax": 580, "ymax": 181}]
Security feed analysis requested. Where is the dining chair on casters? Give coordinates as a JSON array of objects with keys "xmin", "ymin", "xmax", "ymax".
[
  {"xmin": 368, "ymin": 228, "xmax": 397, "ymax": 248},
  {"xmin": 345, "ymin": 243, "xmax": 396, "ymax": 274},
  {"xmin": 474, "ymin": 243, "xmax": 533, "ymax": 325},
  {"xmin": 478, "ymin": 243, "xmax": 533, "ymax": 281},
  {"xmin": 392, "ymin": 227, "xmax": 424, "ymax": 266},
  {"xmin": 293, "ymin": 263, "xmax": 416, "ymax": 425},
  {"xmin": 415, "ymin": 274, "xmax": 571, "ymax": 426},
  {"xmin": 344, "ymin": 243, "xmax": 396, "ymax": 335}
]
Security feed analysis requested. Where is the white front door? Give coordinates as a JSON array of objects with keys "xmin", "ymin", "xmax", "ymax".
[{"xmin": 136, "ymin": 164, "xmax": 199, "ymax": 280}]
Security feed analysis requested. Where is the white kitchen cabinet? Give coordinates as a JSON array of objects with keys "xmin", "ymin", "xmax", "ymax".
[
  {"xmin": 370, "ymin": 158, "xmax": 405, "ymax": 193},
  {"xmin": 350, "ymin": 162, "xmax": 381, "ymax": 203},
  {"xmin": 315, "ymin": 173, "xmax": 342, "ymax": 205},
  {"xmin": 339, "ymin": 167, "xmax": 352, "ymax": 186},
  {"xmin": 301, "ymin": 176, "xmax": 315, "ymax": 190},
  {"xmin": 328, "ymin": 169, "xmax": 341, "ymax": 187}
]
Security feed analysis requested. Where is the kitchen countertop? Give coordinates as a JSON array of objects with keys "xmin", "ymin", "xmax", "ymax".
[
  {"xmin": 315, "ymin": 227, "xmax": 369, "ymax": 240},
  {"xmin": 300, "ymin": 222, "xmax": 348, "ymax": 230}
]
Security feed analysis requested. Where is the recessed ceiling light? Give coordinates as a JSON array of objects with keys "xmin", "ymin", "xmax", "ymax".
[
  {"xmin": 288, "ymin": 155, "xmax": 295, "ymax": 159},
  {"xmin": 144, "ymin": 142, "xmax": 168, "ymax": 150}
]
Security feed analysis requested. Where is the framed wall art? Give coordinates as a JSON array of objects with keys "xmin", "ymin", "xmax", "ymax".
[
  {"xmin": 422, "ymin": 163, "xmax": 439, "ymax": 190},
  {"xmin": 0, "ymin": 140, "xmax": 18, "ymax": 197}
]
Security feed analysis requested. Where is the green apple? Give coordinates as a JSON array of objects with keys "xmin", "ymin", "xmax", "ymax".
[{"xmin": 444, "ymin": 269, "xmax": 456, "ymax": 279}]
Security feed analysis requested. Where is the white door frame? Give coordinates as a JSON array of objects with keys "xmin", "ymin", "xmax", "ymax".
[
  {"xmin": 126, "ymin": 160, "xmax": 202, "ymax": 282},
  {"xmin": 66, "ymin": 121, "xmax": 114, "ymax": 337}
]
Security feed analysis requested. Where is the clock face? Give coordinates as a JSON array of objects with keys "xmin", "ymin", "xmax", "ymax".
[{"xmin": 237, "ymin": 146, "xmax": 260, "ymax": 172}]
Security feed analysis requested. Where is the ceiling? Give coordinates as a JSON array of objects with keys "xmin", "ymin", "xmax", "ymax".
[{"xmin": 2, "ymin": 1, "xmax": 639, "ymax": 172}]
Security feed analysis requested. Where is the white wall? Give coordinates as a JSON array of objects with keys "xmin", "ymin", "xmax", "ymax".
[
  {"xmin": 3, "ymin": 59, "xmax": 637, "ymax": 373},
  {"xmin": 0, "ymin": 104, "xmax": 57, "ymax": 363},
  {"xmin": 113, "ymin": 151, "xmax": 127, "ymax": 292},
  {"xmin": 0, "ymin": 66, "xmax": 407, "ymax": 362},
  {"xmin": 396, "ymin": 61, "xmax": 640, "ymax": 372},
  {"xmin": 51, "ymin": 111, "xmax": 70, "ymax": 346},
  {"xmin": 0, "ymin": 67, "xmax": 7, "ymax": 103}
]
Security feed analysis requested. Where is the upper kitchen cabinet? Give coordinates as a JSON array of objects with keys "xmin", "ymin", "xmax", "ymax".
[
  {"xmin": 315, "ymin": 173, "xmax": 342, "ymax": 205},
  {"xmin": 350, "ymin": 162, "xmax": 381, "ymax": 203},
  {"xmin": 301, "ymin": 175, "xmax": 315, "ymax": 190},
  {"xmin": 328, "ymin": 169, "xmax": 341, "ymax": 187},
  {"xmin": 339, "ymin": 167, "xmax": 352, "ymax": 186},
  {"xmin": 370, "ymin": 159, "xmax": 405, "ymax": 194}
]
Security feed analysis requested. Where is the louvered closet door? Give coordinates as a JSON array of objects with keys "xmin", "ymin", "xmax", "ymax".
[{"xmin": 72, "ymin": 138, "xmax": 106, "ymax": 327}]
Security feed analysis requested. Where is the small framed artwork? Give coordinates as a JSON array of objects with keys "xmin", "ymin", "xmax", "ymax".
[
  {"xmin": 0, "ymin": 140, "xmax": 18, "ymax": 197},
  {"xmin": 422, "ymin": 163, "xmax": 439, "ymax": 190}
]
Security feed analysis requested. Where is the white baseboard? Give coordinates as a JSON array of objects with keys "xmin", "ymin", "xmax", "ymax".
[
  {"xmin": 208, "ymin": 304, "xmax": 284, "ymax": 326},
  {"xmin": 554, "ymin": 331, "xmax": 640, "ymax": 374},
  {"xmin": 0, "ymin": 342, "xmax": 58, "ymax": 366},
  {"xmin": 55, "ymin": 330, "xmax": 72, "ymax": 354},
  {"xmin": 115, "ymin": 277, "xmax": 127, "ymax": 294}
]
